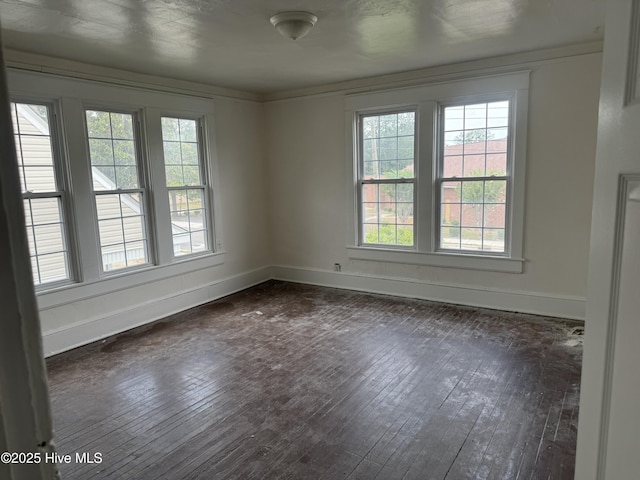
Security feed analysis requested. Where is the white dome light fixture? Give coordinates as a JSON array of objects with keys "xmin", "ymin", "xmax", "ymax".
[{"xmin": 270, "ymin": 12, "xmax": 318, "ymax": 41}]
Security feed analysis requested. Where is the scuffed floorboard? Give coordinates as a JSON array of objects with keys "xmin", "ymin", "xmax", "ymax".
[{"xmin": 46, "ymin": 280, "xmax": 582, "ymax": 479}]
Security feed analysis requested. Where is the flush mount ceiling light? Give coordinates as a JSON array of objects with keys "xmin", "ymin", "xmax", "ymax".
[{"xmin": 270, "ymin": 12, "xmax": 318, "ymax": 41}]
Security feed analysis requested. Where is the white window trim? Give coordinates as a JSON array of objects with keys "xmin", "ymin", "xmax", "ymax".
[
  {"xmin": 10, "ymin": 97, "xmax": 80, "ymax": 290},
  {"xmin": 345, "ymin": 71, "xmax": 529, "ymax": 273},
  {"xmin": 159, "ymin": 114, "xmax": 214, "ymax": 259},
  {"xmin": 83, "ymin": 107, "xmax": 154, "ymax": 275},
  {"xmin": 7, "ymin": 69, "xmax": 226, "ymax": 297}
]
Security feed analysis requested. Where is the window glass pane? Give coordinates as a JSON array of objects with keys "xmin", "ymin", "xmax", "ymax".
[
  {"xmin": 23, "ymin": 166, "xmax": 56, "ymax": 192},
  {"xmin": 163, "ymin": 142, "xmax": 182, "ymax": 166},
  {"xmin": 464, "ymin": 103, "xmax": 487, "ymax": 130},
  {"xmin": 86, "ymin": 110, "xmax": 112, "ymax": 138},
  {"xmin": 95, "ymin": 194, "xmax": 122, "ymax": 220},
  {"xmin": 114, "ymin": 166, "xmax": 138, "ymax": 189},
  {"xmin": 484, "ymin": 180, "xmax": 507, "ymax": 203},
  {"xmin": 181, "ymin": 143, "xmax": 199, "ymax": 165},
  {"xmin": 443, "ymin": 155, "xmax": 462, "ymax": 178},
  {"xmin": 440, "ymin": 226, "xmax": 461, "ymax": 249},
  {"xmin": 113, "ymin": 140, "xmax": 136, "ymax": 165},
  {"xmin": 461, "ymin": 227, "xmax": 483, "ymax": 251},
  {"xmin": 484, "ymin": 204, "xmax": 506, "ymax": 228},
  {"xmin": 183, "ymin": 166, "xmax": 201, "ymax": 186},
  {"xmin": 486, "ymin": 153, "xmax": 507, "ymax": 176},
  {"xmin": 125, "ymin": 241, "xmax": 147, "ymax": 266},
  {"xmin": 110, "ymin": 113, "xmax": 134, "ymax": 139},
  {"xmin": 441, "ymin": 182, "xmax": 461, "ymax": 203},
  {"xmin": 89, "ymin": 139, "xmax": 114, "ymax": 166},
  {"xmin": 179, "ymin": 119, "xmax": 197, "ymax": 142},
  {"xmin": 462, "ymin": 155, "xmax": 485, "ymax": 177},
  {"xmin": 441, "ymin": 203, "xmax": 461, "ymax": 227},
  {"xmin": 98, "ymin": 218, "xmax": 124, "ymax": 246},
  {"xmin": 38, "ymin": 252, "xmax": 68, "ymax": 284},
  {"xmin": 161, "ymin": 117, "xmax": 180, "ymax": 141},
  {"xmin": 33, "ymin": 223, "xmax": 64, "ymax": 254},
  {"xmin": 379, "ymin": 114, "xmax": 398, "ymax": 137},
  {"xmin": 122, "ymin": 216, "xmax": 145, "ymax": 242},
  {"xmin": 483, "ymin": 228, "xmax": 505, "ymax": 252},
  {"xmin": 166, "ymin": 165, "xmax": 183, "ymax": 186}
]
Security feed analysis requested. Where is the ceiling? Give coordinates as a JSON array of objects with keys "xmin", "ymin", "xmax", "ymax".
[{"xmin": 0, "ymin": 0, "xmax": 605, "ymax": 94}]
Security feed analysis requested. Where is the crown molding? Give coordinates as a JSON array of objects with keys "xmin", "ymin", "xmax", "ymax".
[
  {"xmin": 263, "ymin": 40, "xmax": 604, "ymax": 102},
  {"xmin": 4, "ymin": 49, "xmax": 263, "ymax": 103}
]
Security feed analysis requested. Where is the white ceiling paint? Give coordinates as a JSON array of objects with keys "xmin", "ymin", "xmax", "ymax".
[{"xmin": 0, "ymin": 0, "xmax": 605, "ymax": 94}]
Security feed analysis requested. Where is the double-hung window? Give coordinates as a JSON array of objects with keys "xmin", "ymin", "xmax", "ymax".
[
  {"xmin": 86, "ymin": 110, "xmax": 150, "ymax": 272},
  {"xmin": 437, "ymin": 99, "xmax": 511, "ymax": 253},
  {"xmin": 161, "ymin": 117, "xmax": 210, "ymax": 257},
  {"xmin": 359, "ymin": 111, "xmax": 416, "ymax": 247},
  {"xmin": 347, "ymin": 72, "xmax": 528, "ymax": 273},
  {"xmin": 11, "ymin": 101, "xmax": 72, "ymax": 286}
]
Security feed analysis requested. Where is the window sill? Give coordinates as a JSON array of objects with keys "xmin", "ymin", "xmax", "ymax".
[
  {"xmin": 347, "ymin": 246, "xmax": 523, "ymax": 273},
  {"xmin": 36, "ymin": 251, "xmax": 227, "ymax": 310}
]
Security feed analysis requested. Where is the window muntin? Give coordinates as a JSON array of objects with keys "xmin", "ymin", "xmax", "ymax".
[
  {"xmin": 86, "ymin": 110, "xmax": 150, "ymax": 272},
  {"xmin": 438, "ymin": 100, "xmax": 510, "ymax": 254},
  {"xmin": 359, "ymin": 111, "xmax": 416, "ymax": 247},
  {"xmin": 12, "ymin": 102, "xmax": 71, "ymax": 286},
  {"xmin": 161, "ymin": 117, "xmax": 209, "ymax": 257}
]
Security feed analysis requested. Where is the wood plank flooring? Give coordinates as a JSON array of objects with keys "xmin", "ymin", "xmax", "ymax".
[{"xmin": 46, "ymin": 281, "xmax": 582, "ymax": 479}]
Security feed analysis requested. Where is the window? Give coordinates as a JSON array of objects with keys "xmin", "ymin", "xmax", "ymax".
[
  {"xmin": 11, "ymin": 102, "xmax": 71, "ymax": 286},
  {"xmin": 346, "ymin": 72, "xmax": 528, "ymax": 272},
  {"xmin": 86, "ymin": 110, "xmax": 149, "ymax": 272},
  {"xmin": 9, "ymin": 69, "xmax": 225, "ymax": 297},
  {"xmin": 359, "ymin": 111, "xmax": 415, "ymax": 247},
  {"xmin": 161, "ymin": 117, "xmax": 209, "ymax": 256},
  {"xmin": 438, "ymin": 100, "xmax": 510, "ymax": 253}
]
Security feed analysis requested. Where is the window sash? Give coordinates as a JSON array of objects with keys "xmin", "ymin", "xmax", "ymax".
[
  {"xmin": 435, "ymin": 98, "xmax": 513, "ymax": 255},
  {"xmin": 357, "ymin": 110, "xmax": 417, "ymax": 248},
  {"xmin": 86, "ymin": 109, "xmax": 151, "ymax": 273},
  {"xmin": 161, "ymin": 116, "xmax": 210, "ymax": 257},
  {"xmin": 12, "ymin": 101, "xmax": 74, "ymax": 287}
]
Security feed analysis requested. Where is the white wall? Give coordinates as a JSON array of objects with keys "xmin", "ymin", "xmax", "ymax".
[{"xmin": 266, "ymin": 53, "xmax": 602, "ymax": 318}]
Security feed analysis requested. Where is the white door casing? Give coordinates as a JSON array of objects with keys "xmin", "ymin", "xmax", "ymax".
[{"xmin": 576, "ymin": 0, "xmax": 640, "ymax": 478}]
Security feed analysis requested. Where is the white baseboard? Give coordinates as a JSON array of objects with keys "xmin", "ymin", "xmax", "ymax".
[
  {"xmin": 42, "ymin": 266, "xmax": 271, "ymax": 357},
  {"xmin": 270, "ymin": 265, "xmax": 586, "ymax": 321}
]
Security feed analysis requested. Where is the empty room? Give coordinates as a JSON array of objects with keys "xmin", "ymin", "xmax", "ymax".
[{"xmin": 1, "ymin": 0, "xmax": 639, "ymax": 479}]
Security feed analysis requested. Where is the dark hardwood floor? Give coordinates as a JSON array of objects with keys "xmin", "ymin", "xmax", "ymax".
[{"xmin": 46, "ymin": 281, "xmax": 582, "ymax": 479}]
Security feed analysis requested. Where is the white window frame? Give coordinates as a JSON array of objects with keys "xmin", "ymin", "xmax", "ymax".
[
  {"xmin": 357, "ymin": 108, "xmax": 418, "ymax": 249},
  {"xmin": 345, "ymin": 71, "xmax": 529, "ymax": 273},
  {"xmin": 10, "ymin": 97, "xmax": 79, "ymax": 289},
  {"xmin": 160, "ymin": 114, "xmax": 213, "ymax": 259},
  {"xmin": 6, "ymin": 69, "xmax": 226, "ymax": 306},
  {"xmin": 83, "ymin": 106, "xmax": 154, "ymax": 275}
]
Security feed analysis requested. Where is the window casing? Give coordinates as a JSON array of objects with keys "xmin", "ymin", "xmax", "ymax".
[
  {"xmin": 346, "ymin": 72, "xmax": 529, "ymax": 273},
  {"xmin": 11, "ymin": 101, "xmax": 73, "ymax": 287}
]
